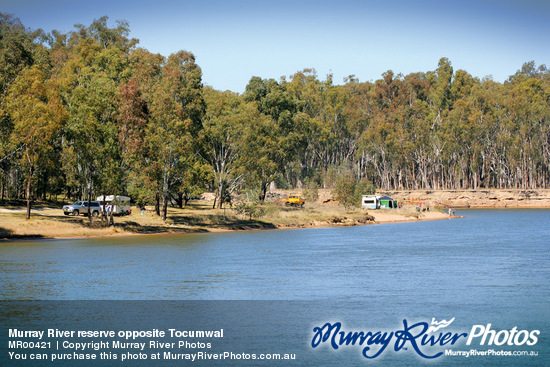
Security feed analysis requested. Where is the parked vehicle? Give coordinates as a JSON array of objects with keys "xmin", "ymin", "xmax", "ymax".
[
  {"xmin": 96, "ymin": 195, "xmax": 131, "ymax": 215},
  {"xmin": 282, "ymin": 194, "xmax": 305, "ymax": 207},
  {"xmin": 362, "ymin": 195, "xmax": 380, "ymax": 210},
  {"xmin": 361, "ymin": 195, "xmax": 398, "ymax": 209},
  {"xmin": 63, "ymin": 201, "xmax": 101, "ymax": 217}
]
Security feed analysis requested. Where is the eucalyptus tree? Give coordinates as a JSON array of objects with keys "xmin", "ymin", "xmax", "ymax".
[
  {"xmin": 243, "ymin": 75, "xmax": 308, "ymax": 195},
  {"xmin": 59, "ymin": 17, "xmax": 133, "ymax": 220},
  {"xmin": 147, "ymin": 51, "xmax": 204, "ymax": 220},
  {"xmin": 121, "ymin": 48, "xmax": 164, "ymax": 212},
  {"xmin": 4, "ymin": 65, "xmax": 66, "ymax": 218},
  {"xmin": 240, "ymin": 104, "xmax": 282, "ymax": 202},
  {"xmin": 199, "ymin": 87, "xmax": 252, "ymax": 208},
  {"xmin": 0, "ymin": 13, "xmax": 41, "ymax": 199}
]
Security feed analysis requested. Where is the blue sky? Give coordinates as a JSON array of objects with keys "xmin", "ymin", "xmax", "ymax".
[{"xmin": 2, "ymin": 0, "xmax": 549, "ymax": 92}]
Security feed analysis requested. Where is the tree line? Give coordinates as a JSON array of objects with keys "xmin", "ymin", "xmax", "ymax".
[{"xmin": 1, "ymin": 14, "xmax": 549, "ymax": 219}]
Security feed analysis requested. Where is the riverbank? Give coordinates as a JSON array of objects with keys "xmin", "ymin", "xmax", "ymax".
[
  {"xmin": 0, "ymin": 199, "xmax": 450, "ymax": 240},
  {"xmin": 8, "ymin": 186, "xmax": 547, "ymax": 241},
  {"xmin": 376, "ymin": 189, "xmax": 550, "ymax": 208},
  {"xmin": 268, "ymin": 188, "xmax": 550, "ymax": 209}
]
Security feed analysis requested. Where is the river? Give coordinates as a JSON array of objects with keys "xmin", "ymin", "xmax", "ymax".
[{"xmin": 1, "ymin": 209, "xmax": 548, "ymax": 366}]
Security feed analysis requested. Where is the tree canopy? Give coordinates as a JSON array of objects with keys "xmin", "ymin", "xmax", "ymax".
[{"xmin": 1, "ymin": 13, "xmax": 549, "ymax": 220}]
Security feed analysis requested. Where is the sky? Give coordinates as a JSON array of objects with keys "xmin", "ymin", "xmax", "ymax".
[{"xmin": 2, "ymin": 0, "xmax": 549, "ymax": 93}]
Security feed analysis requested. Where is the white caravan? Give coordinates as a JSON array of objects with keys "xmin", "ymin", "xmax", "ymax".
[{"xmin": 96, "ymin": 195, "xmax": 131, "ymax": 215}]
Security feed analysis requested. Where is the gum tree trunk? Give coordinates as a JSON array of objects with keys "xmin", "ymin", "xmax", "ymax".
[{"xmin": 25, "ymin": 167, "xmax": 33, "ymax": 220}]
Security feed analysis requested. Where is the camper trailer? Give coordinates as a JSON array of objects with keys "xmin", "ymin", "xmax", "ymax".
[
  {"xmin": 362, "ymin": 195, "xmax": 380, "ymax": 210},
  {"xmin": 362, "ymin": 195, "xmax": 398, "ymax": 210},
  {"xmin": 96, "ymin": 195, "xmax": 131, "ymax": 215}
]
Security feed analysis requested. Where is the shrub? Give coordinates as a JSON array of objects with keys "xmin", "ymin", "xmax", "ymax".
[
  {"xmin": 333, "ymin": 173, "xmax": 376, "ymax": 210},
  {"xmin": 303, "ymin": 180, "xmax": 319, "ymax": 203},
  {"xmin": 333, "ymin": 171, "xmax": 357, "ymax": 209},
  {"xmin": 234, "ymin": 201, "xmax": 264, "ymax": 220}
]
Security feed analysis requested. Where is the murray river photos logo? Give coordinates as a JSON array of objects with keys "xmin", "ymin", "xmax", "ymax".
[{"xmin": 311, "ymin": 318, "xmax": 540, "ymax": 360}]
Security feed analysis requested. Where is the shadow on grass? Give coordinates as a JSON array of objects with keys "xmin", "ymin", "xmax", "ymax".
[
  {"xmin": 0, "ymin": 200, "xmax": 64, "ymax": 210},
  {"xmin": 0, "ymin": 226, "xmax": 45, "ymax": 240},
  {"xmin": 30, "ymin": 212, "xmax": 93, "ymax": 225},
  {"xmin": 0, "ymin": 226, "xmax": 13, "ymax": 238},
  {"xmin": 170, "ymin": 214, "xmax": 276, "ymax": 230},
  {"xmin": 15, "ymin": 213, "xmax": 179, "ymax": 235},
  {"xmin": 115, "ymin": 221, "xmax": 209, "ymax": 234}
]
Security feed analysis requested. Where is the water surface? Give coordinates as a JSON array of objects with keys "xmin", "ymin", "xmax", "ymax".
[
  {"xmin": 1, "ymin": 210, "xmax": 548, "ymax": 366},
  {"xmin": 1, "ymin": 209, "xmax": 548, "ymax": 303}
]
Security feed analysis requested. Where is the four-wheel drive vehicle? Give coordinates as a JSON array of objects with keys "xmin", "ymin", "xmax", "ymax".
[
  {"xmin": 63, "ymin": 201, "xmax": 101, "ymax": 217},
  {"xmin": 282, "ymin": 194, "xmax": 305, "ymax": 207}
]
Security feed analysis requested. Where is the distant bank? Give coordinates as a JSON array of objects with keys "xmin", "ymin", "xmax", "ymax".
[
  {"xmin": 271, "ymin": 188, "xmax": 550, "ymax": 209},
  {"xmin": 376, "ymin": 189, "xmax": 550, "ymax": 209}
]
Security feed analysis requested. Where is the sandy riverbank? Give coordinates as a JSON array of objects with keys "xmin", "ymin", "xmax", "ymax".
[
  {"xmin": 0, "ymin": 199, "xmax": 451, "ymax": 240},
  {"xmin": 13, "ymin": 187, "xmax": 541, "ymax": 240},
  {"xmin": 9, "ymin": 186, "xmax": 547, "ymax": 241}
]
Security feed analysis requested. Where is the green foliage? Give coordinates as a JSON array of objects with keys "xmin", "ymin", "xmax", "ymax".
[
  {"xmin": 324, "ymin": 165, "xmax": 340, "ymax": 189},
  {"xmin": 243, "ymin": 75, "xmax": 309, "ymax": 198},
  {"xmin": 233, "ymin": 193, "xmax": 278, "ymax": 220},
  {"xmin": 59, "ymin": 31, "xmax": 122, "ymax": 219},
  {"xmin": 332, "ymin": 171, "xmax": 376, "ymax": 210},
  {"xmin": 333, "ymin": 170, "xmax": 357, "ymax": 209},
  {"xmin": 2, "ymin": 12, "xmax": 550, "ymax": 214},
  {"xmin": 199, "ymin": 88, "xmax": 251, "ymax": 208},
  {"xmin": 4, "ymin": 64, "xmax": 66, "ymax": 217},
  {"xmin": 356, "ymin": 179, "xmax": 376, "ymax": 197},
  {"xmin": 302, "ymin": 179, "xmax": 319, "ymax": 203},
  {"xmin": 272, "ymin": 173, "xmax": 290, "ymax": 190},
  {"xmin": 0, "ymin": 14, "xmax": 36, "ymax": 95},
  {"xmin": 176, "ymin": 159, "xmax": 212, "ymax": 204},
  {"xmin": 233, "ymin": 201, "xmax": 265, "ymax": 220},
  {"xmin": 147, "ymin": 50, "xmax": 205, "ymax": 220}
]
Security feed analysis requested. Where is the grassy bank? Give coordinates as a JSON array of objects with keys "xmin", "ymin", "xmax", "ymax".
[{"xmin": 0, "ymin": 199, "xmax": 448, "ymax": 240}]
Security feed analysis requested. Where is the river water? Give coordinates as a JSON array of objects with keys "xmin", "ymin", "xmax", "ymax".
[{"xmin": 1, "ymin": 209, "xmax": 548, "ymax": 366}]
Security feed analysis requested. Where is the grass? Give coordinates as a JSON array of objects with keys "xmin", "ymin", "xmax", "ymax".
[
  {"xmin": 0, "ymin": 210, "xmax": 122, "ymax": 238},
  {"xmin": 273, "ymin": 202, "xmax": 366, "ymax": 226}
]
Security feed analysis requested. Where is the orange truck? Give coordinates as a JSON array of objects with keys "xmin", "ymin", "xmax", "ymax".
[{"xmin": 282, "ymin": 194, "xmax": 305, "ymax": 207}]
